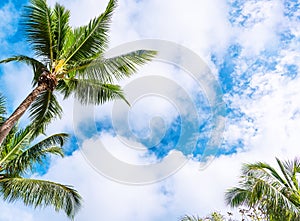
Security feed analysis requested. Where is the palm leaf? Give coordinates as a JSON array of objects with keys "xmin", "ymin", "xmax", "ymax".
[
  {"xmin": 243, "ymin": 162, "xmax": 289, "ymax": 188},
  {"xmin": 226, "ymin": 160, "xmax": 300, "ymax": 219},
  {"xmin": 0, "ymin": 127, "xmax": 32, "ymax": 167},
  {"xmin": 56, "ymin": 78, "xmax": 78, "ymax": 99},
  {"xmin": 0, "ymin": 55, "xmax": 46, "ymax": 85},
  {"xmin": 6, "ymin": 133, "xmax": 67, "ymax": 174},
  {"xmin": 180, "ymin": 215, "xmax": 202, "ymax": 221},
  {"xmin": 56, "ymin": 77, "xmax": 128, "ymax": 104},
  {"xmin": 0, "ymin": 177, "xmax": 82, "ymax": 219},
  {"xmin": 275, "ymin": 158, "xmax": 294, "ymax": 190},
  {"xmin": 225, "ymin": 186, "xmax": 251, "ymax": 207},
  {"xmin": 52, "ymin": 3, "xmax": 70, "ymax": 60},
  {"xmin": 29, "ymin": 90, "xmax": 62, "ymax": 136},
  {"xmin": 74, "ymin": 80, "xmax": 129, "ymax": 105},
  {"xmin": 283, "ymin": 158, "xmax": 300, "ymax": 191},
  {"xmin": 68, "ymin": 49, "xmax": 157, "ymax": 82},
  {"xmin": 63, "ymin": 0, "xmax": 117, "ymax": 63},
  {"xmin": 22, "ymin": 0, "xmax": 54, "ymax": 61}
]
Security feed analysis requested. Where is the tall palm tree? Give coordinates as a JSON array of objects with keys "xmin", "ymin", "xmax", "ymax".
[
  {"xmin": 0, "ymin": 0, "xmax": 156, "ymax": 145},
  {"xmin": 0, "ymin": 94, "xmax": 81, "ymax": 219},
  {"xmin": 225, "ymin": 158, "xmax": 300, "ymax": 220}
]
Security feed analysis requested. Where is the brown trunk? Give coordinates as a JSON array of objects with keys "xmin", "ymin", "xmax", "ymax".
[{"xmin": 0, "ymin": 83, "xmax": 48, "ymax": 146}]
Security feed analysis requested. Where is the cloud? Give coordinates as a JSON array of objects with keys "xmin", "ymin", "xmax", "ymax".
[
  {"xmin": 0, "ymin": 136, "xmax": 241, "ymax": 221},
  {"xmin": 0, "ymin": 2, "xmax": 18, "ymax": 44}
]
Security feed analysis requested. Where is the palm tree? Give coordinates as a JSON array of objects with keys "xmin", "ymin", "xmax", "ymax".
[
  {"xmin": 225, "ymin": 158, "xmax": 300, "ymax": 220},
  {"xmin": 0, "ymin": 94, "xmax": 81, "ymax": 219},
  {"xmin": 0, "ymin": 0, "xmax": 156, "ymax": 145}
]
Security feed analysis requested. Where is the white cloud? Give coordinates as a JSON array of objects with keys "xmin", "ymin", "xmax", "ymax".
[
  {"xmin": 237, "ymin": 0, "xmax": 285, "ymax": 55},
  {"xmin": 0, "ymin": 2, "xmax": 18, "ymax": 51}
]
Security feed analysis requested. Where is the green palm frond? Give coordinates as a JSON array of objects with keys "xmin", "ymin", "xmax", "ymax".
[
  {"xmin": 275, "ymin": 158, "xmax": 295, "ymax": 190},
  {"xmin": 52, "ymin": 3, "xmax": 70, "ymax": 60},
  {"xmin": 22, "ymin": 0, "xmax": 54, "ymax": 61},
  {"xmin": 0, "ymin": 55, "xmax": 46, "ymax": 85},
  {"xmin": 6, "ymin": 133, "xmax": 67, "ymax": 174},
  {"xmin": 243, "ymin": 161, "xmax": 289, "ymax": 188},
  {"xmin": 225, "ymin": 186, "xmax": 251, "ymax": 207},
  {"xmin": 69, "ymin": 50, "xmax": 157, "ymax": 82},
  {"xmin": 74, "ymin": 80, "xmax": 129, "ymax": 105},
  {"xmin": 56, "ymin": 78, "xmax": 78, "ymax": 99},
  {"xmin": 0, "ymin": 177, "xmax": 81, "ymax": 219},
  {"xmin": 180, "ymin": 215, "xmax": 203, "ymax": 221},
  {"xmin": 283, "ymin": 158, "xmax": 300, "ymax": 191},
  {"xmin": 225, "ymin": 158, "xmax": 300, "ymax": 220},
  {"xmin": 63, "ymin": 0, "xmax": 117, "ymax": 63},
  {"xmin": 29, "ymin": 90, "xmax": 62, "ymax": 136},
  {"xmin": 0, "ymin": 127, "xmax": 32, "ymax": 167}
]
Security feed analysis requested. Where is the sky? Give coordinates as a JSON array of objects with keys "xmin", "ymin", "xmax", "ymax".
[{"xmin": 0, "ymin": 0, "xmax": 300, "ymax": 220}]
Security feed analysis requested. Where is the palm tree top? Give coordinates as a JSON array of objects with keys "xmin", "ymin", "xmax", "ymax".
[
  {"xmin": 0, "ymin": 0, "xmax": 156, "ymax": 144},
  {"xmin": 225, "ymin": 157, "xmax": 300, "ymax": 220}
]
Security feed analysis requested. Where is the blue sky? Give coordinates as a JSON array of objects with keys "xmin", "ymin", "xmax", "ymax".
[{"xmin": 0, "ymin": 0, "xmax": 300, "ymax": 220}]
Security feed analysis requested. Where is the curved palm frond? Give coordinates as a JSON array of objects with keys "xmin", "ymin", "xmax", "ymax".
[
  {"xmin": 243, "ymin": 161, "xmax": 290, "ymax": 189},
  {"xmin": 56, "ymin": 78, "xmax": 78, "ymax": 99},
  {"xmin": 22, "ymin": 0, "xmax": 54, "ymax": 62},
  {"xmin": 6, "ymin": 133, "xmax": 68, "ymax": 174},
  {"xmin": 29, "ymin": 90, "xmax": 62, "ymax": 136},
  {"xmin": 0, "ymin": 177, "xmax": 81, "ymax": 219},
  {"xmin": 68, "ymin": 50, "xmax": 157, "ymax": 82},
  {"xmin": 180, "ymin": 215, "xmax": 202, "ymax": 221},
  {"xmin": 63, "ymin": 0, "xmax": 117, "ymax": 64},
  {"xmin": 0, "ymin": 55, "xmax": 46, "ymax": 85},
  {"xmin": 0, "ymin": 127, "xmax": 32, "ymax": 167},
  {"xmin": 225, "ymin": 186, "xmax": 251, "ymax": 207},
  {"xmin": 74, "ymin": 80, "xmax": 129, "ymax": 105},
  {"xmin": 282, "ymin": 157, "xmax": 300, "ymax": 191}
]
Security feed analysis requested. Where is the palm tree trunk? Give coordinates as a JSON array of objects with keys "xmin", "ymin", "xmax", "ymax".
[{"xmin": 0, "ymin": 83, "xmax": 48, "ymax": 146}]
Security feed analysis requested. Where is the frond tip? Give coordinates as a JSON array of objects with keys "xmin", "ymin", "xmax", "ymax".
[{"xmin": 0, "ymin": 178, "xmax": 82, "ymax": 219}]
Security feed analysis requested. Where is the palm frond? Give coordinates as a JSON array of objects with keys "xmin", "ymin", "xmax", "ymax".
[
  {"xmin": 276, "ymin": 158, "xmax": 294, "ymax": 190},
  {"xmin": 243, "ymin": 162, "xmax": 289, "ymax": 188},
  {"xmin": 0, "ymin": 55, "xmax": 46, "ymax": 85},
  {"xmin": 22, "ymin": 0, "xmax": 54, "ymax": 61},
  {"xmin": 68, "ymin": 49, "xmax": 157, "ymax": 82},
  {"xmin": 180, "ymin": 215, "xmax": 202, "ymax": 221},
  {"xmin": 56, "ymin": 78, "xmax": 78, "ymax": 99},
  {"xmin": 63, "ymin": 0, "xmax": 117, "ymax": 63},
  {"xmin": 0, "ymin": 127, "xmax": 32, "ymax": 167},
  {"xmin": 52, "ymin": 3, "xmax": 70, "ymax": 60},
  {"xmin": 0, "ymin": 177, "xmax": 82, "ymax": 218},
  {"xmin": 226, "ymin": 159, "xmax": 300, "ymax": 219},
  {"xmin": 29, "ymin": 90, "xmax": 62, "ymax": 136},
  {"xmin": 283, "ymin": 158, "xmax": 300, "ymax": 191},
  {"xmin": 225, "ymin": 186, "xmax": 251, "ymax": 207},
  {"xmin": 6, "ymin": 133, "xmax": 68, "ymax": 174},
  {"xmin": 74, "ymin": 80, "xmax": 129, "ymax": 105}
]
